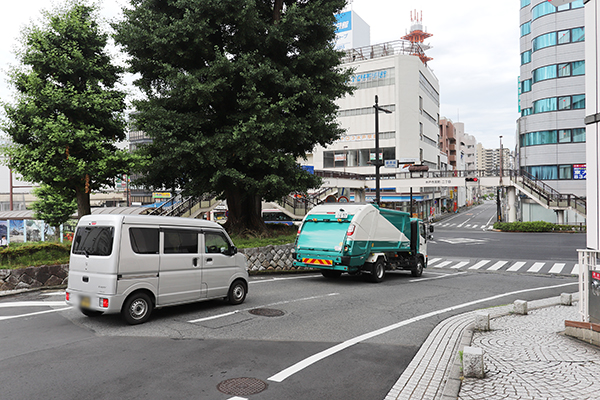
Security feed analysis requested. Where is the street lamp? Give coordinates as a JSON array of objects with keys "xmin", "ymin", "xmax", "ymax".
[{"xmin": 373, "ymin": 95, "xmax": 392, "ymax": 205}]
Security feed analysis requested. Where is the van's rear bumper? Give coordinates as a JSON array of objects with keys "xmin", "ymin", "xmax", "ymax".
[{"xmin": 66, "ymin": 288, "xmax": 125, "ymax": 314}]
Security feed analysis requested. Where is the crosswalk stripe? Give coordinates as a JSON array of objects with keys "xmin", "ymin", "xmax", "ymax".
[
  {"xmin": 434, "ymin": 261, "xmax": 453, "ymax": 269},
  {"xmin": 549, "ymin": 263, "xmax": 566, "ymax": 274},
  {"xmin": 507, "ymin": 261, "xmax": 526, "ymax": 272},
  {"xmin": 471, "ymin": 225, "xmax": 478, "ymax": 229},
  {"xmin": 487, "ymin": 261, "xmax": 508, "ymax": 271},
  {"xmin": 527, "ymin": 262, "xmax": 545, "ymax": 273},
  {"xmin": 451, "ymin": 261, "xmax": 470, "ymax": 269},
  {"xmin": 469, "ymin": 260, "xmax": 491, "ymax": 270},
  {"xmin": 428, "ymin": 258, "xmax": 442, "ymax": 266},
  {"xmin": 571, "ymin": 264, "xmax": 580, "ymax": 275},
  {"xmin": 465, "ymin": 225, "xmax": 471, "ymax": 228}
]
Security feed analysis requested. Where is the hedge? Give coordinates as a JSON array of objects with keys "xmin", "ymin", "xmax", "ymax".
[{"xmin": 493, "ymin": 221, "xmax": 586, "ymax": 232}]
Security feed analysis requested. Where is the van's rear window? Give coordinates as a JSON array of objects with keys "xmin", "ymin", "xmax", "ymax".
[{"xmin": 72, "ymin": 226, "xmax": 114, "ymax": 256}]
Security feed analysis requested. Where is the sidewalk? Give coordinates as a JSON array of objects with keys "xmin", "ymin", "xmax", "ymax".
[{"xmin": 385, "ymin": 293, "xmax": 600, "ymax": 400}]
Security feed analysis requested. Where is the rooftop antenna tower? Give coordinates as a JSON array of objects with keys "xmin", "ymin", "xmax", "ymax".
[{"xmin": 401, "ymin": 10, "xmax": 433, "ymax": 65}]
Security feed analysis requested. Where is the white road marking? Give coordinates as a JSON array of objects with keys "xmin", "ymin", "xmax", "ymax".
[
  {"xmin": 571, "ymin": 264, "xmax": 580, "ymax": 275},
  {"xmin": 187, "ymin": 293, "xmax": 339, "ymax": 323},
  {"xmin": 433, "ymin": 261, "xmax": 453, "ymax": 269},
  {"xmin": 549, "ymin": 263, "xmax": 566, "ymax": 274},
  {"xmin": 527, "ymin": 262, "xmax": 545, "ymax": 273},
  {"xmin": 487, "ymin": 261, "xmax": 508, "ymax": 271},
  {"xmin": 469, "ymin": 260, "xmax": 491, "ymax": 270},
  {"xmin": 451, "ymin": 261, "xmax": 469, "ymax": 269},
  {"xmin": 0, "ymin": 307, "xmax": 73, "ymax": 321},
  {"xmin": 267, "ymin": 282, "xmax": 578, "ymax": 383},
  {"xmin": 250, "ymin": 275, "xmax": 319, "ymax": 284},
  {"xmin": 507, "ymin": 262, "xmax": 526, "ymax": 272},
  {"xmin": 0, "ymin": 301, "xmax": 67, "ymax": 308},
  {"xmin": 227, "ymin": 397, "xmax": 247, "ymax": 400},
  {"xmin": 411, "ymin": 272, "xmax": 468, "ymax": 282},
  {"xmin": 427, "ymin": 258, "xmax": 442, "ymax": 266}
]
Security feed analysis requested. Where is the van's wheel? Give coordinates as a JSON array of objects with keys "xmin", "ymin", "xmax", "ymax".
[
  {"xmin": 80, "ymin": 308, "xmax": 103, "ymax": 317},
  {"xmin": 228, "ymin": 280, "xmax": 247, "ymax": 305},
  {"xmin": 369, "ymin": 258, "xmax": 386, "ymax": 283},
  {"xmin": 121, "ymin": 292, "xmax": 153, "ymax": 325},
  {"xmin": 321, "ymin": 270, "xmax": 342, "ymax": 279},
  {"xmin": 411, "ymin": 258, "xmax": 424, "ymax": 277}
]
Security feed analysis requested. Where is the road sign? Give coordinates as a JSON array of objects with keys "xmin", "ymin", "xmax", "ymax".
[{"xmin": 385, "ymin": 159, "xmax": 398, "ymax": 168}]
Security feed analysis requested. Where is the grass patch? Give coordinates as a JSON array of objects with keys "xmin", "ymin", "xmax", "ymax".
[
  {"xmin": 229, "ymin": 224, "xmax": 297, "ymax": 249},
  {"xmin": 0, "ymin": 242, "xmax": 71, "ymax": 269}
]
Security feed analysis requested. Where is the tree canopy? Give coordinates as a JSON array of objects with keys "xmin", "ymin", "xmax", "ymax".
[
  {"xmin": 115, "ymin": 0, "xmax": 353, "ymax": 233},
  {"xmin": 2, "ymin": 1, "xmax": 135, "ymax": 217}
]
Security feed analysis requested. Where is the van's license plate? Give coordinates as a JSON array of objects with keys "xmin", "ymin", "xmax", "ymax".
[{"xmin": 80, "ymin": 296, "xmax": 91, "ymax": 308}]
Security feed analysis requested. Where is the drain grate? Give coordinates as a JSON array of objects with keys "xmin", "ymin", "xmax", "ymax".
[
  {"xmin": 217, "ymin": 377, "xmax": 268, "ymax": 396},
  {"xmin": 249, "ymin": 308, "xmax": 285, "ymax": 317}
]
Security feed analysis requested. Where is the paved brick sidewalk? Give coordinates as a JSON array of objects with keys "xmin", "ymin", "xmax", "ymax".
[{"xmin": 459, "ymin": 304, "xmax": 600, "ymax": 400}]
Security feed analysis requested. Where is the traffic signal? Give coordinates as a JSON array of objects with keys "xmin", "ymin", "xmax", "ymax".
[{"xmin": 465, "ymin": 177, "xmax": 478, "ymax": 182}]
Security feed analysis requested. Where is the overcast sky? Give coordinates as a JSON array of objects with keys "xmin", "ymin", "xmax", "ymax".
[{"xmin": 0, "ymin": 0, "xmax": 520, "ymax": 150}]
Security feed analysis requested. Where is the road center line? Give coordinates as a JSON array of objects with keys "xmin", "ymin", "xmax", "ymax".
[
  {"xmin": 188, "ymin": 293, "xmax": 339, "ymax": 323},
  {"xmin": 267, "ymin": 281, "xmax": 577, "ymax": 383}
]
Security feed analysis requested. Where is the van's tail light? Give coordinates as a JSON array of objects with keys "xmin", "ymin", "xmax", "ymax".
[
  {"xmin": 346, "ymin": 224, "xmax": 356, "ymax": 236},
  {"xmin": 100, "ymin": 298, "xmax": 109, "ymax": 308},
  {"xmin": 65, "ymin": 292, "xmax": 70, "ymax": 301}
]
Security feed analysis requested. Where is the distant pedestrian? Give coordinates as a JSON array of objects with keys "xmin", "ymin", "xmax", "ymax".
[{"xmin": 0, "ymin": 235, "xmax": 7, "ymax": 248}]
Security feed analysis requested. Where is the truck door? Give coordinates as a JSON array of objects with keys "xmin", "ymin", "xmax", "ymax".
[
  {"xmin": 419, "ymin": 222, "xmax": 428, "ymax": 258},
  {"xmin": 158, "ymin": 228, "xmax": 202, "ymax": 305}
]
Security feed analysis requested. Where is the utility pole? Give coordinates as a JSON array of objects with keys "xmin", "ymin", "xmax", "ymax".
[{"xmin": 373, "ymin": 95, "xmax": 392, "ymax": 205}]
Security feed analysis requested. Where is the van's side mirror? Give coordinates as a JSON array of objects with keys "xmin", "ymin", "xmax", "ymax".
[{"xmin": 225, "ymin": 246, "xmax": 238, "ymax": 256}]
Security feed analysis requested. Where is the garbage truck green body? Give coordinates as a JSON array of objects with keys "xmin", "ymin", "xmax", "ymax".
[{"xmin": 292, "ymin": 203, "xmax": 432, "ymax": 282}]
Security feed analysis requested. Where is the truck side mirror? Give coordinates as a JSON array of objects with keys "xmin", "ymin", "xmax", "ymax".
[{"xmin": 429, "ymin": 225, "xmax": 434, "ymax": 233}]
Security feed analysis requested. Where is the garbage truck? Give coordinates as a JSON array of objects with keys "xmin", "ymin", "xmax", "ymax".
[{"xmin": 291, "ymin": 203, "xmax": 432, "ymax": 282}]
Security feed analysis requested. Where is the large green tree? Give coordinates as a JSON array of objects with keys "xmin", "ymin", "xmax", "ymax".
[
  {"xmin": 31, "ymin": 185, "xmax": 77, "ymax": 240},
  {"xmin": 2, "ymin": 1, "xmax": 135, "ymax": 217},
  {"xmin": 115, "ymin": 0, "xmax": 353, "ymax": 233}
]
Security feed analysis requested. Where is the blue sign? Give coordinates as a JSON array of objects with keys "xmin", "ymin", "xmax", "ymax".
[
  {"xmin": 335, "ymin": 11, "xmax": 352, "ymax": 33},
  {"xmin": 574, "ymin": 164, "xmax": 586, "ymax": 180},
  {"xmin": 301, "ymin": 165, "xmax": 315, "ymax": 174}
]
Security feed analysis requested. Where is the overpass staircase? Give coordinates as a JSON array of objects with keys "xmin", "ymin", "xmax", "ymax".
[{"xmin": 508, "ymin": 171, "xmax": 586, "ymax": 218}]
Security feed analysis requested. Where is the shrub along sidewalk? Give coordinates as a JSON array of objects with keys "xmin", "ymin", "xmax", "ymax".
[{"xmin": 493, "ymin": 221, "xmax": 586, "ymax": 233}]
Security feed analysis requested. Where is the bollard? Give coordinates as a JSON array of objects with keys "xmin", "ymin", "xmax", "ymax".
[
  {"xmin": 514, "ymin": 300, "xmax": 528, "ymax": 315},
  {"xmin": 474, "ymin": 312, "xmax": 490, "ymax": 331},
  {"xmin": 463, "ymin": 346, "xmax": 485, "ymax": 378},
  {"xmin": 560, "ymin": 293, "xmax": 573, "ymax": 306}
]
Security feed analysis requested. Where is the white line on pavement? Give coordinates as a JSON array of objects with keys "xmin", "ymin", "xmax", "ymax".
[
  {"xmin": 451, "ymin": 261, "xmax": 469, "ymax": 269},
  {"xmin": 410, "ymin": 272, "xmax": 468, "ymax": 283},
  {"xmin": 0, "ymin": 301, "xmax": 67, "ymax": 308},
  {"xmin": 188, "ymin": 293, "xmax": 339, "ymax": 323},
  {"xmin": 427, "ymin": 258, "xmax": 442, "ymax": 266},
  {"xmin": 469, "ymin": 260, "xmax": 491, "ymax": 270},
  {"xmin": 487, "ymin": 261, "xmax": 508, "ymax": 271},
  {"xmin": 250, "ymin": 275, "xmax": 318, "ymax": 284},
  {"xmin": 572, "ymin": 264, "xmax": 580, "ymax": 275},
  {"xmin": 507, "ymin": 262, "xmax": 526, "ymax": 272},
  {"xmin": 528, "ymin": 262, "xmax": 545, "ymax": 273},
  {"xmin": 0, "ymin": 307, "xmax": 73, "ymax": 321},
  {"xmin": 267, "ymin": 282, "xmax": 577, "ymax": 383},
  {"xmin": 433, "ymin": 261, "xmax": 453, "ymax": 269},
  {"xmin": 549, "ymin": 263, "xmax": 566, "ymax": 274}
]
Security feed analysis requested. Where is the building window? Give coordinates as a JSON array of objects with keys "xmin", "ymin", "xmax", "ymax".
[
  {"xmin": 558, "ymin": 129, "xmax": 572, "ymax": 143},
  {"xmin": 533, "ymin": 65, "xmax": 557, "ymax": 83},
  {"xmin": 521, "ymin": 21, "xmax": 531, "ymax": 37},
  {"xmin": 521, "ymin": 108, "xmax": 532, "ymax": 117},
  {"xmin": 533, "ymin": 98, "xmax": 557, "ymax": 113},
  {"xmin": 573, "ymin": 128, "xmax": 586, "ymax": 142},
  {"xmin": 532, "ymin": 2, "xmax": 556, "ymax": 20},
  {"xmin": 521, "ymin": 0, "xmax": 530, "ymax": 7},
  {"xmin": 559, "ymin": 165, "xmax": 573, "ymax": 180},
  {"xmin": 521, "ymin": 79, "xmax": 532, "ymax": 93},
  {"xmin": 572, "ymin": 60, "xmax": 585, "ymax": 76},
  {"xmin": 558, "ymin": 96, "xmax": 571, "ymax": 110},
  {"xmin": 558, "ymin": 63, "xmax": 571, "ymax": 77},
  {"xmin": 521, "ymin": 50, "xmax": 531, "ymax": 65},
  {"xmin": 573, "ymin": 95, "xmax": 585, "ymax": 109},
  {"xmin": 572, "ymin": 27, "xmax": 585, "ymax": 42},
  {"xmin": 572, "ymin": 0, "xmax": 584, "ymax": 9},
  {"xmin": 528, "ymin": 166, "xmax": 558, "ymax": 180},
  {"xmin": 533, "ymin": 32, "xmax": 556, "ymax": 51},
  {"xmin": 558, "ymin": 30, "xmax": 571, "ymax": 44}
]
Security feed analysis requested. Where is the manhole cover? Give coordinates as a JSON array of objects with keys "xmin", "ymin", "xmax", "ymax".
[
  {"xmin": 249, "ymin": 308, "xmax": 285, "ymax": 317},
  {"xmin": 217, "ymin": 377, "xmax": 268, "ymax": 396}
]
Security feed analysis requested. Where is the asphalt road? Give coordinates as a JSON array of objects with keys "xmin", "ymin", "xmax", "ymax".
[{"xmin": 0, "ymin": 203, "xmax": 584, "ymax": 400}]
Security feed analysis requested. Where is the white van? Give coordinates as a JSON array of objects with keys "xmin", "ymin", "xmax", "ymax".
[{"xmin": 65, "ymin": 214, "xmax": 249, "ymax": 324}]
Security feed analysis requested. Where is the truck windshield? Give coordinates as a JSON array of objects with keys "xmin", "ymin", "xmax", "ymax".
[
  {"xmin": 297, "ymin": 219, "xmax": 350, "ymax": 252},
  {"xmin": 72, "ymin": 226, "xmax": 114, "ymax": 256}
]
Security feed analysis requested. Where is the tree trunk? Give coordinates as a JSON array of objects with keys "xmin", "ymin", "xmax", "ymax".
[
  {"xmin": 224, "ymin": 187, "xmax": 267, "ymax": 235},
  {"xmin": 75, "ymin": 187, "xmax": 92, "ymax": 218},
  {"xmin": 273, "ymin": 0, "xmax": 284, "ymax": 23}
]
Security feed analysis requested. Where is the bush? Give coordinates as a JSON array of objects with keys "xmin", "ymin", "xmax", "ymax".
[
  {"xmin": 0, "ymin": 242, "xmax": 71, "ymax": 269},
  {"xmin": 493, "ymin": 221, "xmax": 586, "ymax": 232}
]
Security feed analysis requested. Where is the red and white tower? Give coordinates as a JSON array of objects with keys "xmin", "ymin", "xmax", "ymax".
[{"xmin": 401, "ymin": 10, "xmax": 433, "ymax": 65}]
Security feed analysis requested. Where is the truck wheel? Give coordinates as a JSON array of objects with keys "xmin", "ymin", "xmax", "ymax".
[
  {"xmin": 228, "ymin": 280, "xmax": 247, "ymax": 305},
  {"xmin": 121, "ymin": 292, "xmax": 153, "ymax": 325},
  {"xmin": 321, "ymin": 270, "xmax": 342, "ymax": 279},
  {"xmin": 411, "ymin": 258, "xmax": 424, "ymax": 277},
  {"xmin": 369, "ymin": 258, "xmax": 386, "ymax": 283}
]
